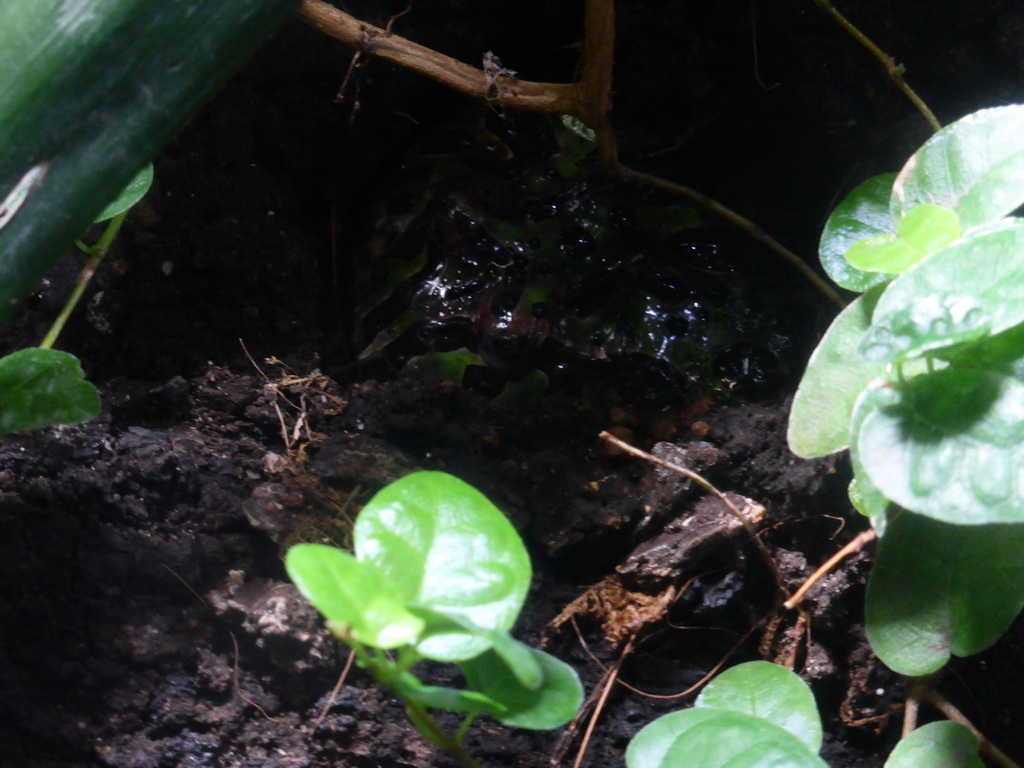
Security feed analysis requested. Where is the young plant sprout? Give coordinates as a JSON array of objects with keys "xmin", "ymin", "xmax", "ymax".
[{"xmin": 285, "ymin": 470, "xmax": 583, "ymax": 768}]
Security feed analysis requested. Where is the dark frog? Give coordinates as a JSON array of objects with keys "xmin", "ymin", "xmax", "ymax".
[{"xmin": 353, "ymin": 119, "xmax": 812, "ymax": 399}]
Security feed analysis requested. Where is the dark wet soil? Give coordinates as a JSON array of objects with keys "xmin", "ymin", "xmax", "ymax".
[{"xmin": 3, "ymin": 2, "xmax": 1024, "ymax": 766}]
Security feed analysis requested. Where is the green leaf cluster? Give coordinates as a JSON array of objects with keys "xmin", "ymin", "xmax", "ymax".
[
  {"xmin": 285, "ymin": 471, "xmax": 582, "ymax": 744},
  {"xmin": 626, "ymin": 662, "xmax": 827, "ymax": 768},
  {"xmin": 626, "ymin": 662, "xmax": 985, "ymax": 768},
  {"xmin": 789, "ymin": 104, "xmax": 1024, "ymax": 678}
]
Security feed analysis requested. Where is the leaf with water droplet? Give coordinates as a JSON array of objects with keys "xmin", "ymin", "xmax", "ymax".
[
  {"xmin": 856, "ymin": 368, "xmax": 1024, "ymax": 524},
  {"xmin": 862, "ymin": 218, "xmax": 1024, "ymax": 362}
]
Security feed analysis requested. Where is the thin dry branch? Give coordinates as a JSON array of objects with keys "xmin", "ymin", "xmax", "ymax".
[{"xmin": 297, "ymin": 0, "xmax": 578, "ymax": 114}]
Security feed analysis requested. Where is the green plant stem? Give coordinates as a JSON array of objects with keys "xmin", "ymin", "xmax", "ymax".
[
  {"xmin": 350, "ymin": 642, "xmax": 482, "ymax": 768},
  {"xmin": 403, "ymin": 699, "xmax": 483, "ymax": 768},
  {"xmin": 39, "ymin": 210, "xmax": 127, "ymax": 350},
  {"xmin": 811, "ymin": 0, "xmax": 941, "ymax": 133}
]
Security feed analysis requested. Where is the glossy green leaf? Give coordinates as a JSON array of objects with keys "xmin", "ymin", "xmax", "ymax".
[
  {"xmin": 93, "ymin": 163, "xmax": 153, "ymax": 223},
  {"xmin": 848, "ymin": 381, "xmax": 901, "ymax": 525},
  {"xmin": 284, "ymin": 543, "xmax": 425, "ymax": 649},
  {"xmin": 410, "ymin": 606, "xmax": 543, "ymax": 689},
  {"xmin": 846, "ymin": 204, "xmax": 960, "ymax": 275},
  {"xmin": 0, "ymin": 0, "xmax": 299, "ymax": 324},
  {"xmin": 892, "ymin": 104, "xmax": 1024, "ymax": 232},
  {"xmin": 395, "ymin": 673, "xmax": 506, "ymax": 718},
  {"xmin": 818, "ymin": 173, "xmax": 898, "ymax": 291},
  {"xmin": 460, "ymin": 645, "xmax": 583, "ymax": 729},
  {"xmin": 355, "ymin": 471, "xmax": 531, "ymax": 661},
  {"xmin": 884, "ymin": 722, "xmax": 984, "ymax": 768},
  {"xmin": 857, "ymin": 368, "xmax": 1024, "ymax": 524},
  {"xmin": 866, "ymin": 510, "xmax": 1024, "ymax": 676},
  {"xmin": 626, "ymin": 709, "xmax": 827, "ymax": 768},
  {"xmin": 937, "ymin": 322, "xmax": 1024, "ymax": 382},
  {"xmin": 787, "ymin": 286, "xmax": 884, "ymax": 458},
  {"xmin": 0, "ymin": 348, "xmax": 100, "ymax": 435},
  {"xmin": 696, "ymin": 661, "xmax": 822, "ymax": 752},
  {"xmin": 898, "ymin": 204, "xmax": 961, "ymax": 254},
  {"xmin": 860, "ymin": 219, "xmax": 1024, "ymax": 362},
  {"xmin": 845, "ymin": 234, "xmax": 922, "ymax": 276}
]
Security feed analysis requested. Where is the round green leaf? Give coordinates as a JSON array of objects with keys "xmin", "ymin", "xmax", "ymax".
[
  {"xmin": 0, "ymin": 348, "xmax": 100, "ymax": 435},
  {"xmin": 285, "ymin": 543, "xmax": 425, "ymax": 649},
  {"xmin": 857, "ymin": 368, "xmax": 1024, "ymax": 524},
  {"xmin": 892, "ymin": 104, "xmax": 1024, "ymax": 232},
  {"xmin": 866, "ymin": 511, "xmax": 1024, "ymax": 676},
  {"xmin": 695, "ymin": 661, "xmax": 822, "ymax": 752},
  {"xmin": 860, "ymin": 219, "xmax": 1024, "ymax": 362},
  {"xmin": 884, "ymin": 722, "xmax": 984, "ymax": 768},
  {"xmin": 848, "ymin": 381, "xmax": 902, "ymax": 525},
  {"xmin": 846, "ymin": 205, "xmax": 961, "ymax": 275},
  {"xmin": 355, "ymin": 471, "xmax": 531, "ymax": 661},
  {"xmin": 787, "ymin": 286, "xmax": 885, "ymax": 458},
  {"xmin": 626, "ymin": 709, "xmax": 827, "ymax": 768},
  {"xmin": 846, "ymin": 234, "xmax": 921, "ymax": 275},
  {"xmin": 398, "ymin": 676, "xmax": 506, "ymax": 719},
  {"xmin": 898, "ymin": 204, "xmax": 961, "ymax": 254},
  {"xmin": 460, "ymin": 646, "xmax": 583, "ymax": 729},
  {"xmin": 93, "ymin": 163, "xmax": 153, "ymax": 223},
  {"xmin": 818, "ymin": 173, "xmax": 898, "ymax": 291}
]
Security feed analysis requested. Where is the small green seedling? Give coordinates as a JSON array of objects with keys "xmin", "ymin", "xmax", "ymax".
[
  {"xmin": 626, "ymin": 662, "xmax": 827, "ymax": 768},
  {"xmin": 0, "ymin": 164, "xmax": 153, "ymax": 436},
  {"xmin": 789, "ymin": 103, "xmax": 1024, "ymax": 678},
  {"xmin": 285, "ymin": 470, "xmax": 582, "ymax": 768}
]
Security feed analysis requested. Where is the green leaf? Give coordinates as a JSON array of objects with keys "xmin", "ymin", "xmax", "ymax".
[
  {"xmin": 845, "ymin": 234, "xmax": 922, "ymax": 276},
  {"xmin": 695, "ymin": 662, "xmax": 822, "ymax": 752},
  {"xmin": 284, "ymin": 543, "xmax": 425, "ymax": 649},
  {"xmin": 355, "ymin": 471, "xmax": 532, "ymax": 661},
  {"xmin": 936, "ymin": 321, "xmax": 1024, "ymax": 374},
  {"xmin": 409, "ymin": 607, "xmax": 543, "ymax": 689},
  {"xmin": 787, "ymin": 286, "xmax": 885, "ymax": 458},
  {"xmin": 857, "ymin": 368, "xmax": 1024, "ymax": 524},
  {"xmin": 818, "ymin": 173, "xmax": 898, "ymax": 291},
  {"xmin": 460, "ymin": 646, "xmax": 583, "ymax": 730},
  {"xmin": 93, "ymin": 163, "xmax": 153, "ymax": 223},
  {"xmin": 625, "ymin": 709, "xmax": 827, "ymax": 768},
  {"xmin": 396, "ymin": 673, "xmax": 506, "ymax": 719},
  {"xmin": 560, "ymin": 114, "xmax": 597, "ymax": 143},
  {"xmin": 866, "ymin": 510, "xmax": 1024, "ymax": 676},
  {"xmin": 847, "ymin": 474, "xmax": 888, "ymax": 530},
  {"xmin": 848, "ymin": 381, "xmax": 901, "ymax": 525},
  {"xmin": 898, "ymin": 204, "xmax": 962, "ymax": 254},
  {"xmin": 0, "ymin": 0, "xmax": 299, "ymax": 324},
  {"xmin": 0, "ymin": 348, "xmax": 100, "ymax": 435},
  {"xmin": 892, "ymin": 104, "xmax": 1024, "ymax": 232},
  {"xmin": 884, "ymin": 722, "xmax": 984, "ymax": 768},
  {"xmin": 846, "ymin": 205, "xmax": 961, "ymax": 275},
  {"xmin": 399, "ymin": 348, "xmax": 483, "ymax": 382},
  {"xmin": 860, "ymin": 219, "xmax": 1024, "ymax": 362}
]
